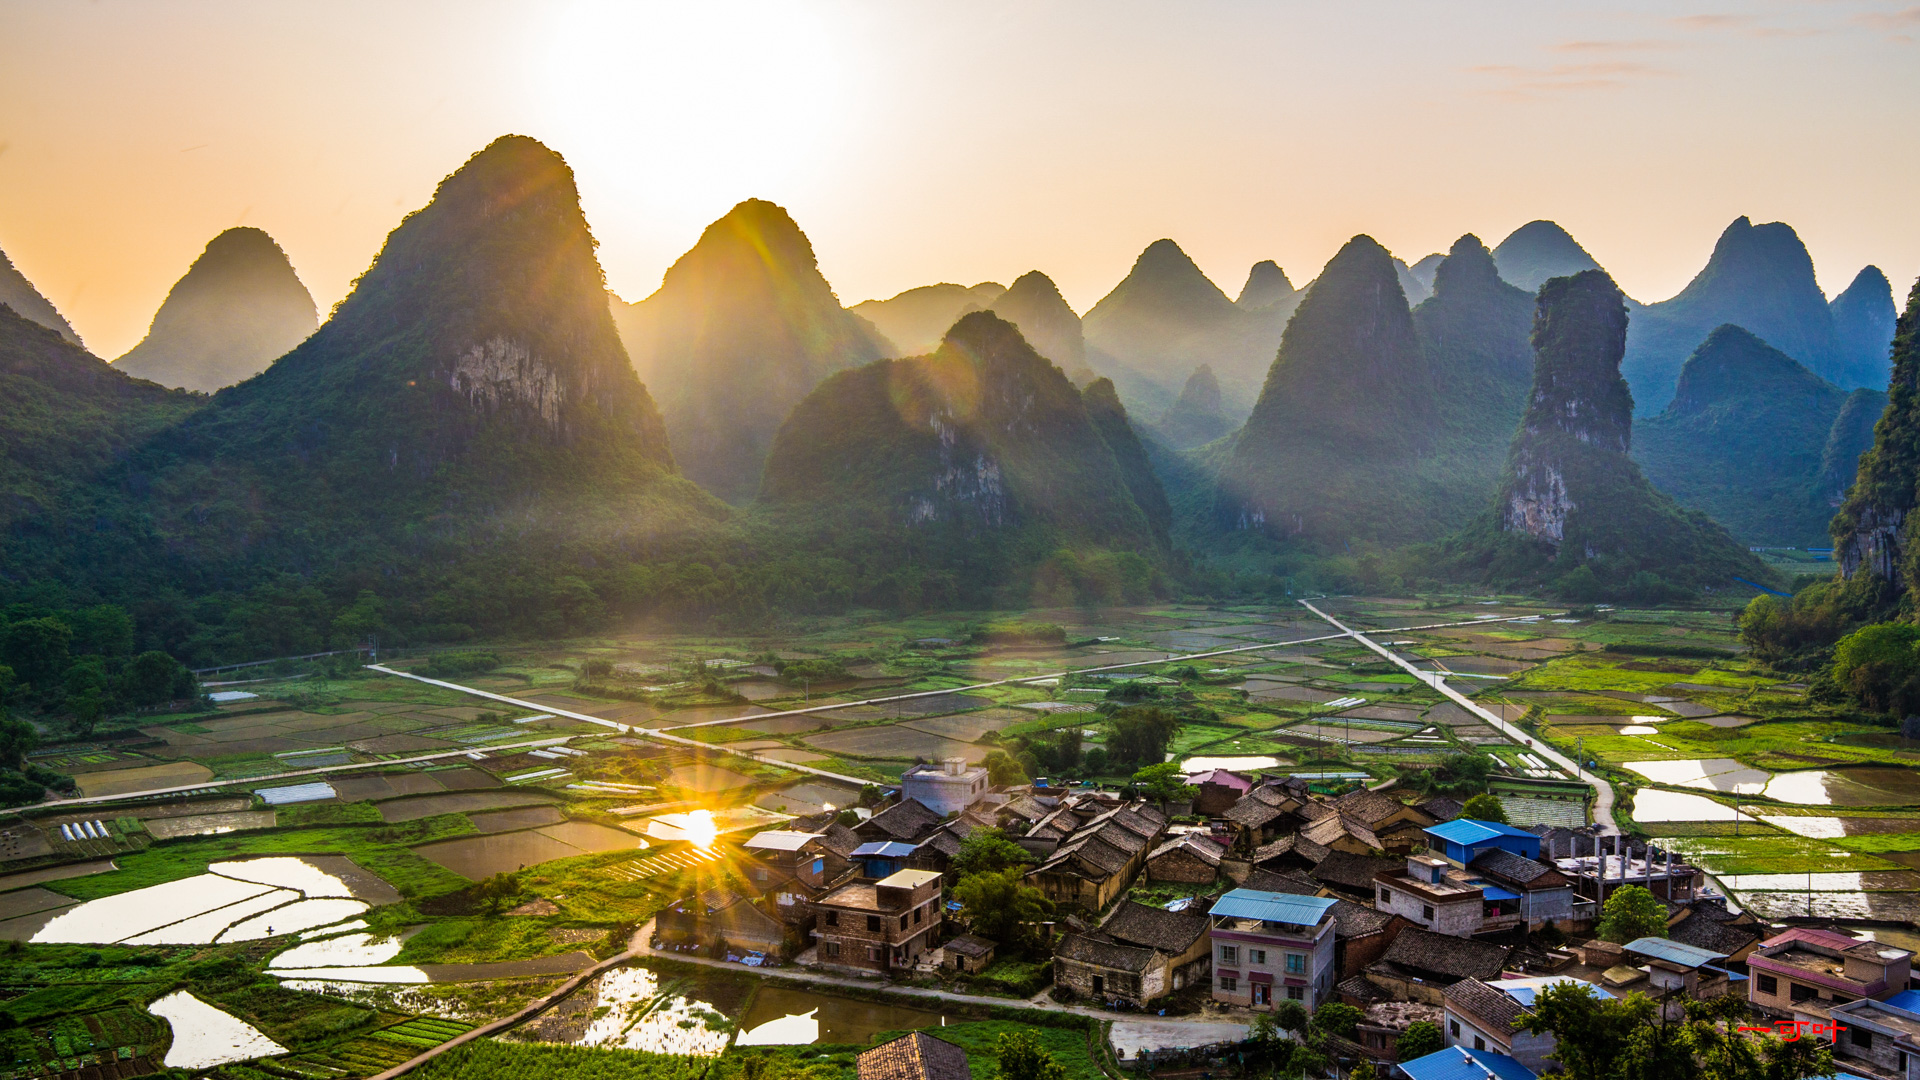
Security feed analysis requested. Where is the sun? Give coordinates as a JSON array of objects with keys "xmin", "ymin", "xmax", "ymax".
[{"xmin": 682, "ymin": 808, "xmax": 719, "ymax": 849}]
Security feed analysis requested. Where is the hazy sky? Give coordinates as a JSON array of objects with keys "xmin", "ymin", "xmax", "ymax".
[{"xmin": 3, "ymin": 0, "xmax": 1918, "ymax": 357}]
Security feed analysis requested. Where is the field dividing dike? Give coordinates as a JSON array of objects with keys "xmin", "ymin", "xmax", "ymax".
[{"xmin": 1297, "ymin": 599, "xmax": 1617, "ymax": 833}]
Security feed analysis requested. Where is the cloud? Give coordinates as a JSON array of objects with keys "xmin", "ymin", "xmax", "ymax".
[
  {"xmin": 1670, "ymin": 13, "xmax": 1755, "ymax": 30},
  {"xmin": 1855, "ymin": 5, "xmax": 1920, "ymax": 40},
  {"xmin": 1551, "ymin": 38, "xmax": 1673, "ymax": 53},
  {"xmin": 1470, "ymin": 59, "xmax": 1673, "ymax": 99}
]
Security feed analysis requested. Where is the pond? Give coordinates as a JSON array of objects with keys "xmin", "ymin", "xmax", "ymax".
[
  {"xmin": 1180, "ymin": 756, "xmax": 1284, "ymax": 772},
  {"xmin": 148, "ymin": 990, "xmax": 286, "ymax": 1070},
  {"xmin": 735, "ymin": 985, "xmax": 949, "ymax": 1046},
  {"xmin": 1631, "ymin": 789, "xmax": 1754, "ymax": 824},
  {"xmin": 12, "ymin": 856, "xmax": 392, "ymax": 944}
]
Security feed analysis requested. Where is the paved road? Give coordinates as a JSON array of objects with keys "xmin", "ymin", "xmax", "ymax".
[{"xmin": 1299, "ymin": 600, "xmax": 1617, "ymax": 834}]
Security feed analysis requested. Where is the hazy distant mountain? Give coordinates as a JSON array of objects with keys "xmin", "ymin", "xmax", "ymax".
[
  {"xmin": 1407, "ymin": 253, "xmax": 1445, "ymax": 293},
  {"xmin": 612, "ymin": 199, "xmax": 886, "ymax": 502},
  {"xmin": 113, "ymin": 227, "xmax": 317, "ymax": 392},
  {"xmin": 1215, "ymin": 235, "xmax": 1440, "ymax": 544},
  {"xmin": 1622, "ymin": 217, "xmax": 1847, "ymax": 410},
  {"xmin": 0, "ymin": 247, "xmax": 82, "ymax": 347},
  {"xmin": 1491, "ymin": 220, "xmax": 1603, "ymax": 293},
  {"xmin": 759, "ymin": 312, "xmax": 1165, "ymax": 596},
  {"xmin": 1395, "ymin": 257, "xmax": 1434, "ymax": 306},
  {"xmin": 1236, "ymin": 261, "xmax": 1295, "ymax": 309},
  {"xmin": 57, "ymin": 136, "xmax": 714, "ymax": 584},
  {"xmin": 1829, "ymin": 265, "xmax": 1898, "ymax": 391},
  {"xmin": 985, "ymin": 271, "xmax": 1084, "ymax": 370},
  {"xmin": 1833, "ymin": 276, "xmax": 1920, "ymax": 587},
  {"xmin": 850, "ymin": 281, "xmax": 1004, "ymax": 357},
  {"xmin": 1634, "ymin": 325, "xmax": 1849, "ymax": 545},
  {"xmin": 0, "ymin": 304, "xmax": 197, "ymax": 534},
  {"xmin": 1412, "ymin": 234, "xmax": 1535, "ymax": 510},
  {"xmin": 1083, "ymin": 239, "xmax": 1281, "ymax": 417},
  {"xmin": 1450, "ymin": 270, "xmax": 1765, "ymax": 595},
  {"xmin": 1154, "ymin": 364, "xmax": 1234, "ymax": 449}
]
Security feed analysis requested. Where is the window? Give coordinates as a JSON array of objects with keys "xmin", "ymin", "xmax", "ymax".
[
  {"xmin": 825, "ymin": 911, "xmax": 839, "ymax": 927},
  {"xmin": 1220, "ymin": 945, "xmax": 1238, "ymax": 964},
  {"xmin": 1450, "ymin": 1020, "xmax": 1461, "ymax": 1038},
  {"xmin": 1422, "ymin": 905, "xmax": 1435, "ymax": 921},
  {"xmin": 1287, "ymin": 986, "xmax": 1304, "ymax": 1001},
  {"xmin": 1379, "ymin": 887, "xmax": 1392, "ymax": 904},
  {"xmin": 812, "ymin": 858, "xmax": 824, "ymax": 874},
  {"xmin": 1833, "ymin": 994, "xmax": 1854, "ymax": 1004},
  {"xmin": 1854, "ymin": 1029, "xmax": 1874, "ymax": 1050},
  {"xmin": 1474, "ymin": 1037, "xmax": 1486, "ymax": 1051},
  {"xmin": 1757, "ymin": 974, "xmax": 1777, "ymax": 995},
  {"xmin": 900, "ymin": 914, "xmax": 910, "ymax": 930},
  {"xmin": 1790, "ymin": 983, "xmax": 1816, "ymax": 1003},
  {"xmin": 914, "ymin": 906, "xmax": 923, "ymax": 924},
  {"xmin": 1897, "ymin": 1050, "xmax": 1907, "ymax": 1072},
  {"xmin": 866, "ymin": 946, "xmax": 881, "ymax": 962},
  {"xmin": 1219, "ymin": 976, "xmax": 1238, "ymax": 991},
  {"xmin": 823, "ymin": 942, "xmax": 841, "ymax": 958},
  {"xmin": 866, "ymin": 915, "xmax": 882, "ymax": 932},
  {"xmin": 1286, "ymin": 953, "xmax": 1307, "ymax": 975},
  {"xmin": 1249, "ymin": 949, "xmax": 1266, "ymax": 965}
]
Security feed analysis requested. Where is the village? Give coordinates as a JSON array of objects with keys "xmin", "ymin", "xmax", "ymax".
[{"xmin": 660, "ymin": 756, "xmax": 1920, "ymax": 1080}]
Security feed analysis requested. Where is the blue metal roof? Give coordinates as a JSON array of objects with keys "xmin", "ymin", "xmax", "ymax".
[
  {"xmin": 1209, "ymin": 889, "xmax": 1338, "ymax": 925},
  {"xmin": 1624, "ymin": 936, "xmax": 1728, "ymax": 967},
  {"xmin": 1425, "ymin": 818, "xmax": 1540, "ymax": 845},
  {"xmin": 1401, "ymin": 1046, "xmax": 1537, "ymax": 1080},
  {"xmin": 1882, "ymin": 990, "xmax": 1920, "ymax": 1014},
  {"xmin": 1481, "ymin": 884, "xmax": 1521, "ymax": 901},
  {"xmin": 850, "ymin": 841, "xmax": 918, "ymax": 858}
]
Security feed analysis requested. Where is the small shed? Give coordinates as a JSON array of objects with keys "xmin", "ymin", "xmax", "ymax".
[
  {"xmin": 944, "ymin": 933, "xmax": 997, "ymax": 974},
  {"xmin": 850, "ymin": 840, "xmax": 919, "ymax": 878}
]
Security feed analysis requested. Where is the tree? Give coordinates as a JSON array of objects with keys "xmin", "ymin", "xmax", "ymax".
[
  {"xmin": 1311, "ymin": 1001, "xmax": 1362, "ymax": 1041},
  {"xmin": 952, "ymin": 827, "xmax": 1033, "ymax": 878},
  {"xmin": 1460, "ymin": 793, "xmax": 1509, "ymax": 823},
  {"xmin": 982, "ymin": 749, "xmax": 1029, "ymax": 786},
  {"xmin": 1423, "ymin": 751, "xmax": 1494, "ymax": 795},
  {"xmin": 1107, "ymin": 706, "xmax": 1183, "ymax": 766},
  {"xmin": 1396, "ymin": 1021, "xmax": 1441, "ymax": 1062},
  {"xmin": 1, "ymin": 618, "xmax": 72, "ymax": 689},
  {"xmin": 1083, "ymin": 747, "xmax": 1109, "ymax": 775},
  {"xmin": 67, "ymin": 605, "xmax": 135, "ymax": 658},
  {"xmin": 1130, "ymin": 762, "xmax": 1188, "ymax": 811},
  {"xmin": 1596, "ymin": 883, "xmax": 1668, "ymax": 944},
  {"xmin": 0, "ymin": 714, "xmax": 36, "ymax": 771},
  {"xmin": 119, "ymin": 651, "xmax": 194, "ymax": 710},
  {"xmin": 1515, "ymin": 981, "xmax": 1830, "ymax": 1080},
  {"xmin": 1349, "ymin": 1064, "xmax": 1379, "ymax": 1080},
  {"xmin": 1273, "ymin": 999, "xmax": 1308, "ymax": 1035},
  {"xmin": 993, "ymin": 1029, "xmax": 1066, "ymax": 1080},
  {"xmin": 953, "ymin": 869, "xmax": 1053, "ymax": 952},
  {"xmin": 332, "ymin": 590, "xmax": 387, "ymax": 644}
]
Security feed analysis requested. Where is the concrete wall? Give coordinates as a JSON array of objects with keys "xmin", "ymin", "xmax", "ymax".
[{"xmin": 1147, "ymin": 847, "xmax": 1219, "ymax": 884}]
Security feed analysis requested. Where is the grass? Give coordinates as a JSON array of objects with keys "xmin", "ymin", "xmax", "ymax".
[
  {"xmin": 49, "ymin": 817, "xmax": 478, "ymax": 901},
  {"xmin": 409, "ymin": 1041, "xmax": 856, "ymax": 1080},
  {"xmin": 393, "ymin": 916, "xmax": 586, "ymax": 964},
  {"xmin": 1833, "ymin": 833, "xmax": 1920, "ymax": 855},
  {"xmin": 1653, "ymin": 834, "xmax": 1904, "ymax": 875}
]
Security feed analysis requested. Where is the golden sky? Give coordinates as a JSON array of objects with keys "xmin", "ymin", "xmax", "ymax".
[{"xmin": 3, "ymin": 0, "xmax": 1918, "ymax": 357}]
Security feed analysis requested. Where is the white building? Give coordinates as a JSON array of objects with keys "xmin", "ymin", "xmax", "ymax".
[{"xmin": 900, "ymin": 758, "xmax": 989, "ymax": 816}]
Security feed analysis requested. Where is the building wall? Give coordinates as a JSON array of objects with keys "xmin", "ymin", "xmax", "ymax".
[
  {"xmin": 814, "ymin": 891, "xmax": 943, "ymax": 974},
  {"xmin": 902, "ymin": 769, "xmax": 988, "ymax": 816},
  {"xmin": 1054, "ymin": 957, "xmax": 1165, "ymax": 1005},
  {"xmin": 1831, "ymin": 1016, "xmax": 1920, "ymax": 1079},
  {"xmin": 1337, "ymin": 918, "xmax": 1410, "ymax": 981},
  {"xmin": 1443, "ymin": 1006, "xmax": 1560, "ymax": 1074},
  {"xmin": 1191, "ymin": 783, "xmax": 1244, "ymax": 817},
  {"xmin": 1210, "ymin": 924, "xmax": 1336, "ymax": 1010},
  {"xmin": 1377, "ymin": 883, "xmax": 1482, "ymax": 937},
  {"xmin": 1520, "ymin": 886, "xmax": 1574, "ymax": 925}
]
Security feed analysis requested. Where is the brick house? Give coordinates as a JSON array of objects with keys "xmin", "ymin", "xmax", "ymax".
[
  {"xmin": 1185, "ymin": 769, "xmax": 1252, "ymax": 816},
  {"xmin": 1366, "ymin": 927, "xmax": 1513, "ymax": 1006},
  {"xmin": 901, "ymin": 759, "xmax": 990, "ymax": 816},
  {"xmin": 1466, "ymin": 848, "xmax": 1574, "ymax": 932},
  {"xmin": 1330, "ymin": 788, "xmax": 1436, "ymax": 853},
  {"xmin": 1054, "ymin": 900, "xmax": 1211, "ymax": 1007},
  {"xmin": 1146, "ymin": 833, "xmax": 1226, "ymax": 883},
  {"xmin": 814, "ymin": 868, "xmax": 944, "ymax": 975},
  {"xmin": 1749, "ymin": 928, "xmax": 1915, "ymax": 1026},
  {"xmin": 1208, "ymin": 889, "xmax": 1339, "ymax": 1010},
  {"xmin": 1829, "ymin": 991, "xmax": 1920, "ymax": 1079},
  {"xmin": 942, "ymin": 933, "xmax": 996, "ymax": 974},
  {"xmin": 654, "ymin": 888, "xmax": 789, "ymax": 957},
  {"xmin": 1027, "ymin": 803, "xmax": 1166, "ymax": 911}
]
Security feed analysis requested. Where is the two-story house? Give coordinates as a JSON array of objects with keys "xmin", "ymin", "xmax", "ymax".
[
  {"xmin": 1053, "ymin": 900, "xmax": 1211, "ymax": 1007},
  {"xmin": 901, "ymin": 759, "xmax": 990, "ymax": 816},
  {"xmin": 1208, "ymin": 889, "xmax": 1339, "ymax": 1010},
  {"xmin": 1830, "ymin": 989, "xmax": 1920, "ymax": 1079},
  {"xmin": 814, "ymin": 868, "xmax": 944, "ymax": 975},
  {"xmin": 1444, "ymin": 976, "xmax": 1612, "ymax": 1073},
  {"xmin": 1749, "ymin": 929, "xmax": 1914, "ymax": 1027},
  {"xmin": 1375, "ymin": 855, "xmax": 1487, "ymax": 937}
]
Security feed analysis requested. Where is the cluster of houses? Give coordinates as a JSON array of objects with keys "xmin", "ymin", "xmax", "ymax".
[{"xmin": 660, "ymin": 761, "xmax": 1920, "ymax": 1080}]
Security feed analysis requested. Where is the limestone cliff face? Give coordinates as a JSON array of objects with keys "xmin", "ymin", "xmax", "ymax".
[
  {"xmin": 1468, "ymin": 269, "xmax": 1766, "ymax": 591},
  {"xmin": 1834, "ymin": 276, "xmax": 1920, "ymax": 589},
  {"xmin": 1499, "ymin": 271, "xmax": 1633, "ymax": 547}
]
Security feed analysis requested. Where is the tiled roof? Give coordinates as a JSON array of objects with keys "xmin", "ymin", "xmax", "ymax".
[
  {"xmin": 944, "ymin": 934, "xmax": 995, "ymax": 958},
  {"xmin": 865, "ymin": 798, "xmax": 944, "ymax": 841},
  {"xmin": 1100, "ymin": 901, "xmax": 1209, "ymax": 954},
  {"xmin": 1148, "ymin": 834, "xmax": 1225, "ymax": 867},
  {"xmin": 1055, "ymin": 931, "xmax": 1156, "ymax": 973},
  {"xmin": 1417, "ymin": 796, "xmax": 1466, "ymax": 820},
  {"xmin": 1327, "ymin": 899, "xmax": 1396, "ymax": 939},
  {"xmin": 1225, "ymin": 799, "xmax": 1289, "ymax": 829},
  {"xmin": 1335, "ymin": 788, "xmax": 1427, "ymax": 828},
  {"xmin": 1243, "ymin": 868, "xmax": 1325, "ymax": 896},
  {"xmin": 1380, "ymin": 928, "xmax": 1512, "ymax": 982},
  {"xmin": 1312, "ymin": 851, "xmax": 1402, "ymax": 891},
  {"xmin": 1469, "ymin": 848, "xmax": 1565, "ymax": 888},
  {"xmin": 1444, "ymin": 978, "xmax": 1527, "ymax": 1033},
  {"xmin": 858, "ymin": 1031, "xmax": 971, "ymax": 1080},
  {"xmin": 1303, "ymin": 814, "xmax": 1383, "ymax": 852},
  {"xmin": 1338, "ymin": 974, "xmax": 1387, "ymax": 1004},
  {"xmin": 818, "ymin": 822, "xmax": 864, "ymax": 858},
  {"xmin": 1252, "ymin": 834, "xmax": 1330, "ymax": 866}
]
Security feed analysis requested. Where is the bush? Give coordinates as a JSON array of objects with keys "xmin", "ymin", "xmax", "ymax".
[
  {"xmin": 970, "ymin": 621, "xmax": 1066, "ymax": 645},
  {"xmin": 422, "ymin": 651, "xmax": 501, "ymax": 678}
]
